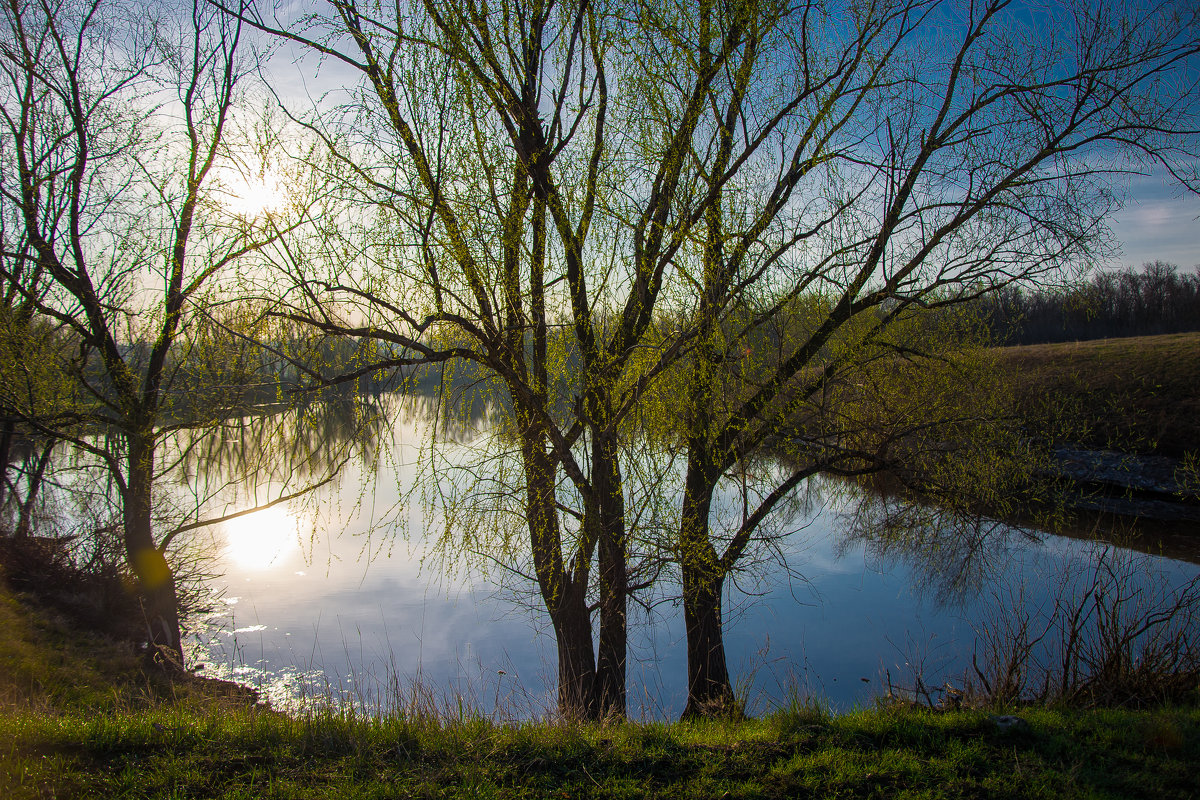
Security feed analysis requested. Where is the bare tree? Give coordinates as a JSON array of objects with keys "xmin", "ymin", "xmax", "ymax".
[
  {"xmin": 665, "ymin": 0, "xmax": 1200, "ymax": 715},
  {"xmin": 0, "ymin": 0, "xmax": 321, "ymax": 664}
]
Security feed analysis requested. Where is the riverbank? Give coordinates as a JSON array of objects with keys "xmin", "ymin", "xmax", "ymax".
[
  {"xmin": 2, "ymin": 333, "xmax": 1198, "ymax": 797},
  {"xmin": 3, "ymin": 572, "xmax": 1198, "ymax": 798},
  {"xmin": 997, "ymin": 333, "xmax": 1200, "ymax": 522},
  {"xmin": 5, "ymin": 700, "xmax": 1199, "ymax": 799}
]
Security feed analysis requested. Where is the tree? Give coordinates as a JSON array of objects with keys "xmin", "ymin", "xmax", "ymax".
[
  {"xmin": 235, "ymin": 0, "xmax": 778, "ymax": 718},
  {"xmin": 235, "ymin": 0, "xmax": 1199, "ymax": 719},
  {"xmin": 662, "ymin": 0, "xmax": 1200, "ymax": 715},
  {"xmin": 980, "ymin": 262, "xmax": 1200, "ymax": 344},
  {"xmin": 0, "ymin": 306, "xmax": 73, "ymax": 535},
  {"xmin": 0, "ymin": 68, "xmax": 62, "ymax": 533},
  {"xmin": 0, "ymin": 0, "xmax": 321, "ymax": 664}
]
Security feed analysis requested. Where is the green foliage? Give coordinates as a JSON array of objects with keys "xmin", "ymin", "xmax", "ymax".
[{"xmin": 0, "ymin": 308, "xmax": 82, "ymax": 427}]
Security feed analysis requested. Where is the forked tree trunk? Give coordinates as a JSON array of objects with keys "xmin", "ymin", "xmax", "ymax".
[
  {"xmin": 521, "ymin": 427, "xmax": 601, "ymax": 719},
  {"xmin": 123, "ymin": 437, "xmax": 183, "ymax": 668}
]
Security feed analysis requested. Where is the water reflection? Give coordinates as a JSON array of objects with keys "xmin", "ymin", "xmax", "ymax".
[
  {"xmin": 223, "ymin": 507, "xmax": 300, "ymax": 570},
  {"xmin": 176, "ymin": 394, "xmax": 390, "ymax": 490},
  {"xmin": 1024, "ymin": 511, "xmax": 1200, "ymax": 567},
  {"xmin": 840, "ymin": 489, "xmax": 1045, "ymax": 605},
  {"xmin": 187, "ymin": 391, "xmax": 1200, "ymax": 718}
]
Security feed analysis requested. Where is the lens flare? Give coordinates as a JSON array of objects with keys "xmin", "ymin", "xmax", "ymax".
[{"xmin": 222, "ymin": 170, "xmax": 286, "ymax": 218}]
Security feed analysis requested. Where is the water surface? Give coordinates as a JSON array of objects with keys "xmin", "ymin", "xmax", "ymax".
[{"xmin": 192, "ymin": 397, "xmax": 1200, "ymax": 718}]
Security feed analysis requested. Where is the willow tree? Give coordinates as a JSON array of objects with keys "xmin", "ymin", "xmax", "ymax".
[
  {"xmin": 236, "ymin": 0, "xmax": 797, "ymax": 718},
  {"xmin": 660, "ymin": 0, "xmax": 1200, "ymax": 716},
  {"xmin": 237, "ymin": 0, "xmax": 1198, "ymax": 718},
  {"xmin": 0, "ymin": 0, "xmax": 321, "ymax": 664},
  {"xmin": 0, "ymin": 307, "xmax": 73, "ymax": 535}
]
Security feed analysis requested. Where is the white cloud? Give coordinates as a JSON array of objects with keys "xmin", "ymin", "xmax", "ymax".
[{"xmin": 1110, "ymin": 174, "xmax": 1200, "ymax": 269}]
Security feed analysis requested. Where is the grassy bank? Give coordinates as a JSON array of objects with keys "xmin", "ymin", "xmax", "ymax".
[
  {"xmin": 0, "ymin": 539, "xmax": 258, "ymax": 716},
  {"xmin": 998, "ymin": 331, "xmax": 1200, "ymax": 458},
  {"xmin": 3, "ymin": 581, "xmax": 1199, "ymax": 799},
  {"xmin": 5, "ymin": 702, "xmax": 1200, "ymax": 799}
]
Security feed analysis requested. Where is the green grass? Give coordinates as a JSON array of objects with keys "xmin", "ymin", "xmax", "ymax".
[
  {"xmin": 3, "ymin": 702, "xmax": 1198, "ymax": 799},
  {"xmin": 3, "ymin": 582, "xmax": 1198, "ymax": 799},
  {"xmin": 0, "ymin": 574, "xmax": 256, "ymax": 716},
  {"xmin": 998, "ymin": 331, "xmax": 1200, "ymax": 457},
  {"xmin": 0, "ymin": 581, "xmax": 143, "ymax": 712}
]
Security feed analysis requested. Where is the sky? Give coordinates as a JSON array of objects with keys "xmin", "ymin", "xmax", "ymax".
[{"xmin": 1111, "ymin": 169, "xmax": 1200, "ymax": 270}]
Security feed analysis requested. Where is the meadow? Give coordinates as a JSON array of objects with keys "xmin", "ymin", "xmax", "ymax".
[{"xmin": 999, "ymin": 331, "xmax": 1200, "ymax": 458}]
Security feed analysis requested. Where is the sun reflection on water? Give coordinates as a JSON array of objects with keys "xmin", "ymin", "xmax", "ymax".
[{"xmin": 223, "ymin": 506, "xmax": 298, "ymax": 570}]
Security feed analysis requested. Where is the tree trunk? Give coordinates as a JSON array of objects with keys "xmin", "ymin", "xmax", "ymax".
[
  {"xmin": 679, "ymin": 456, "xmax": 739, "ymax": 719},
  {"xmin": 123, "ymin": 436, "xmax": 184, "ymax": 668},
  {"xmin": 0, "ymin": 417, "xmax": 13, "ymax": 512},
  {"xmin": 13, "ymin": 439, "xmax": 53, "ymax": 537},
  {"xmin": 550, "ymin": 579, "xmax": 598, "ymax": 719},
  {"xmin": 521, "ymin": 423, "xmax": 600, "ymax": 719},
  {"xmin": 593, "ymin": 426, "xmax": 627, "ymax": 718},
  {"xmin": 681, "ymin": 571, "xmax": 736, "ymax": 718}
]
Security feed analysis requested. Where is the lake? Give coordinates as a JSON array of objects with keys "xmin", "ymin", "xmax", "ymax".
[{"xmin": 188, "ymin": 395, "xmax": 1200, "ymax": 719}]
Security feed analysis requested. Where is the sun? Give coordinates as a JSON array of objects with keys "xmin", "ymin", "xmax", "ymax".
[
  {"xmin": 221, "ymin": 168, "xmax": 287, "ymax": 219},
  {"xmin": 223, "ymin": 506, "xmax": 298, "ymax": 570}
]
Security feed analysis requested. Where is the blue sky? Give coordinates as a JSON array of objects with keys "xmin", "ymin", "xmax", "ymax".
[
  {"xmin": 258, "ymin": 3, "xmax": 1200, "ymax": 276},
  {"xmin": 1111, "ymin": 169, "xmax": 1200, "ymax": 270}
]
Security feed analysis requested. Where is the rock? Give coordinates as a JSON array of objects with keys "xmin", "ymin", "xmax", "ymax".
[
  {"xmin": 1048, "ymin": 448, "xmax": 1191, "ymax": 496},
  {"xmin": 990, "ymin": 714, "xmax": 1031, "ymax": 734},
  {"xmin": 1038, "ymin": 448, "xmax": 1200, "ymax": 521}
]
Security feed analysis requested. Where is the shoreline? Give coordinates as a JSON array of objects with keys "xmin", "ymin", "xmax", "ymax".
[{"xmin": 1039, "ymin": 447, "xmax": 1200, "ymax": 523}]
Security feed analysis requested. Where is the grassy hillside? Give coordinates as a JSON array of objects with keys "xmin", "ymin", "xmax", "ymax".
[
  {"xmin": 0, "ymin": 569, "xmax": 257, "ymax": 716},
  {"xmin": 997, "ymin": 332, "xmax": 1200, "ymax": 457}
]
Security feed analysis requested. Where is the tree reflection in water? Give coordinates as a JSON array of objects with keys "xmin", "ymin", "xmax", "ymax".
[
  {"xmin": 840, "ymin": 470, "xmax": 1200, "ymax": 608},
  {"xmin": 181, "ymin": 392, "xmax": 1200, "ymax": 716},
  {"xmin": 839, "ymin": 486, "xmax": 1040, "ymax": 606}
]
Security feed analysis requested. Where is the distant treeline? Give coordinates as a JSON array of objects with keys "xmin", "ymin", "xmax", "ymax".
[{"xmin": 979, "ymin": 261, "xmax": 1200, "ymax": 345}]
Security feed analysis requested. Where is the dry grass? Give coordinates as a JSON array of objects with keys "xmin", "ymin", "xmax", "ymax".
[
  {"xmin": 967, "ymin": 542, "xmax": 1200, "ymax": 709},
  {"xmin": 0, "ymin": 551, "xmax": 258, "ymax": 715},
  {"xmin": 997, "ymin": 332, "xmax": 1200, "ymax": 457}
]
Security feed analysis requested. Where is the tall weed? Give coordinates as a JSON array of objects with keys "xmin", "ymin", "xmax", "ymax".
[{"xmin": 969, "ymin": 542, "xmax": 1200, "ymax": 707}]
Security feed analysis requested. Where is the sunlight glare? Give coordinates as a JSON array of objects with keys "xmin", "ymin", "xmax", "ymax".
[
  {"xmin": 223, "ymin": 506, "xmax": 298, "ymax": 570},
  {"xmin": 222, "ymin": 169, "xmax": 287, "ymax": 218}
]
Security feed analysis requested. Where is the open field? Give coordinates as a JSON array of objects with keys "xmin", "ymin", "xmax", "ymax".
[{"xmin": 997, "ymin": 332, "xmax": 1200, "ymax": 458}]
